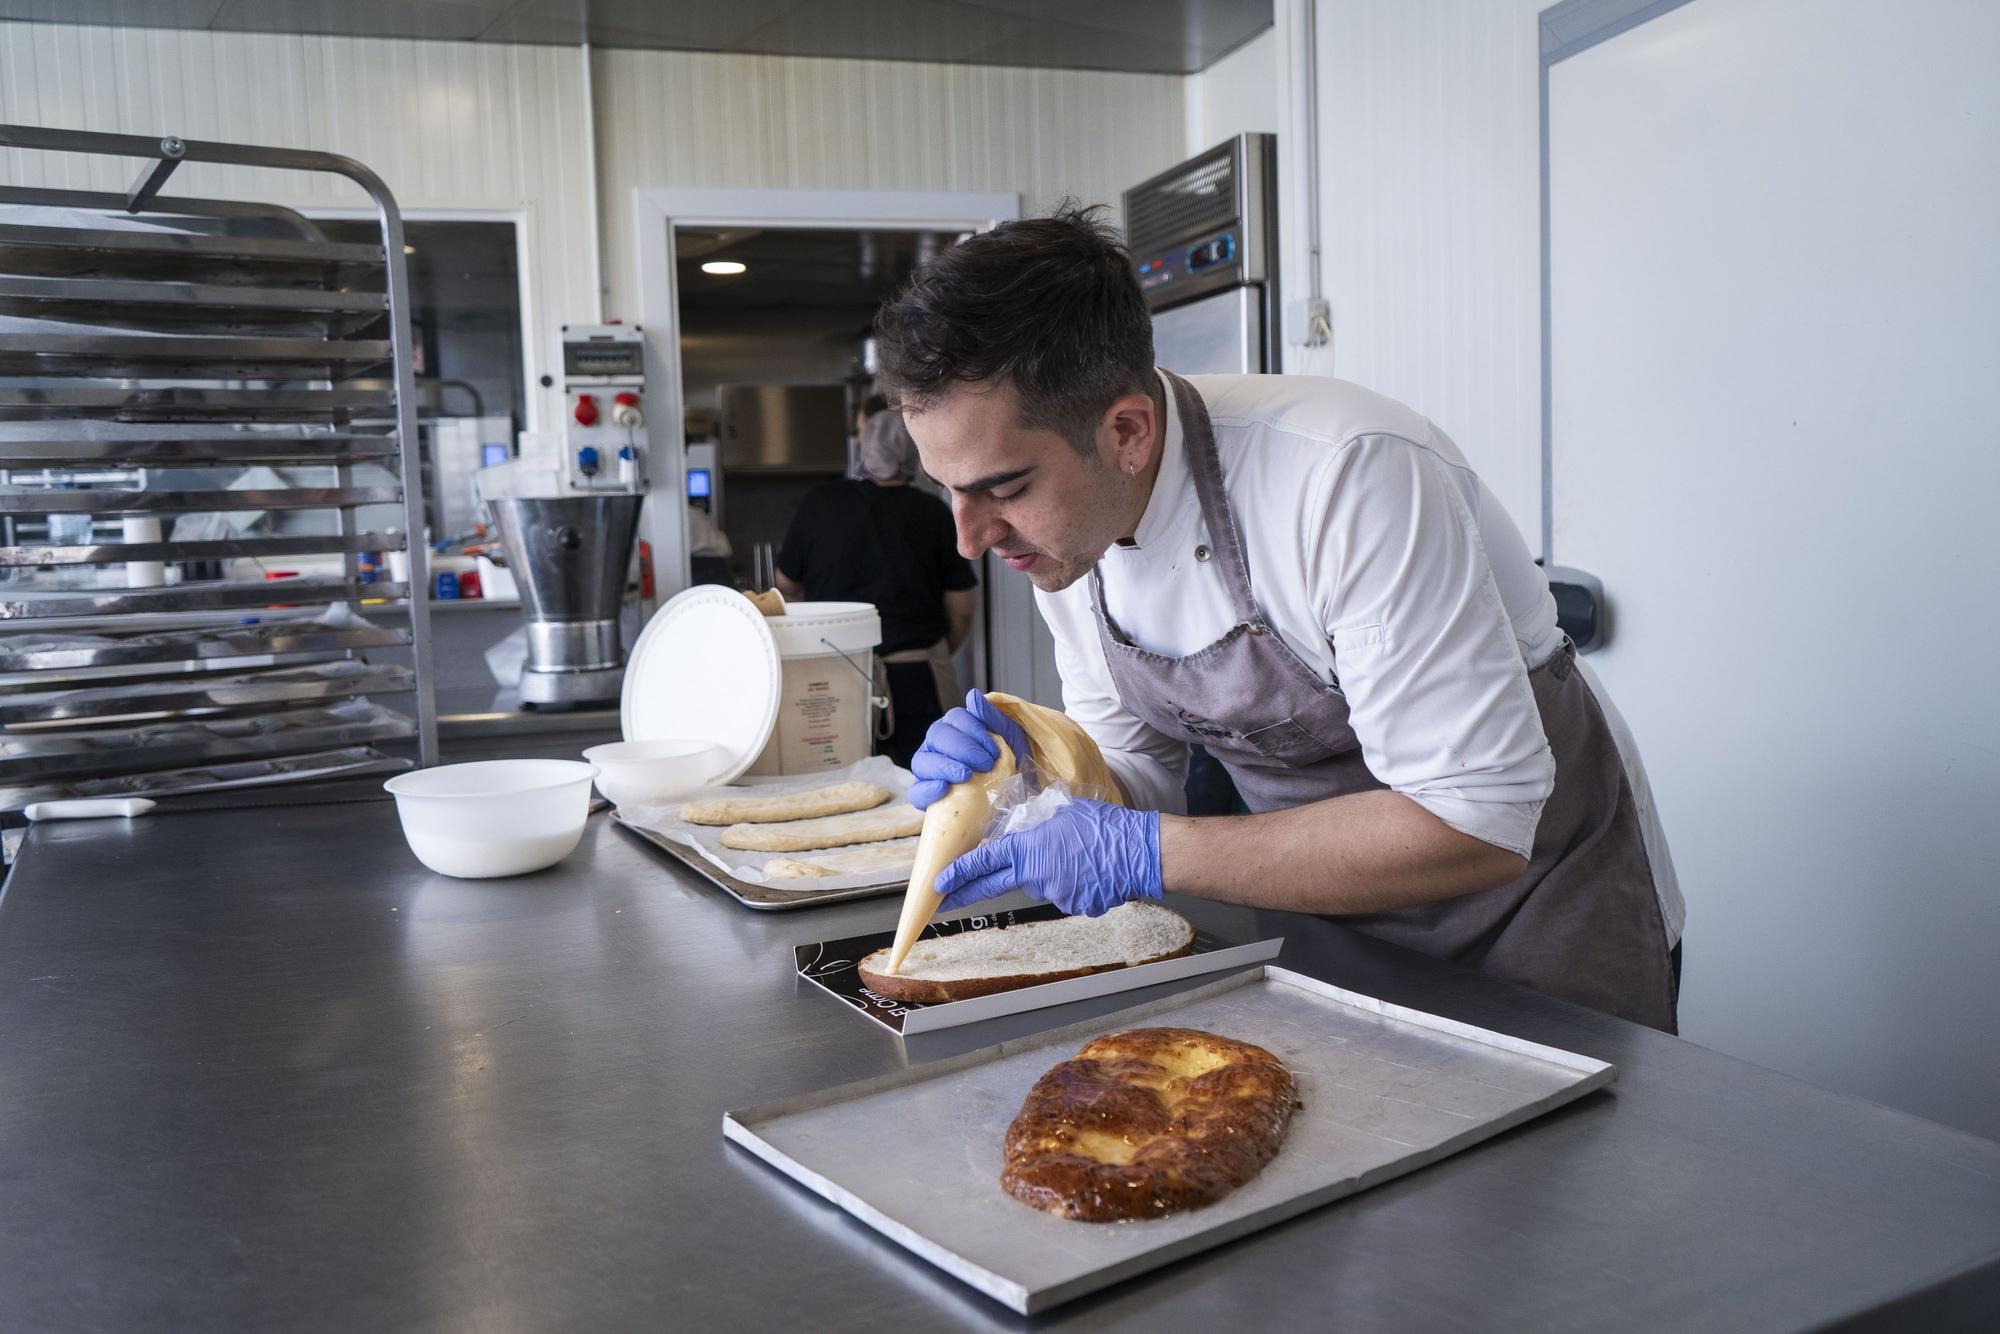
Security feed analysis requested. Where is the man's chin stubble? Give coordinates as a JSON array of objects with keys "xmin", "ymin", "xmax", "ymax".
[{"xmin": 1030, "ymin": 562, "xmax": 1089, "ymax": 593}]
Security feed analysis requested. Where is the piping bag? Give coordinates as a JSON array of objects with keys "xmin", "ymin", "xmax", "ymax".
[{"xmin": 883, "ymin": 691, "xmax": 1124, "ymax": 975}]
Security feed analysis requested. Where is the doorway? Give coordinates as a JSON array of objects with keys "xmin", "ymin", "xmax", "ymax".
[
  {"xmin": 634, "ymin": 188, "xmax": 1017, "ymax": 694},
  {"xmin": 673, "ymin": 225, "xmax": 958, "ymax": 590}
]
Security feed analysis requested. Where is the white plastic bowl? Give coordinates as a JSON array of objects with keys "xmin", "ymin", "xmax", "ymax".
[
  {"xmin": 383, "ymin": 759, "xmax": 598, "ymax": 878},
  {"xmin": 580, "ymin": 739, "xmax": 725, "ymax": 808}
]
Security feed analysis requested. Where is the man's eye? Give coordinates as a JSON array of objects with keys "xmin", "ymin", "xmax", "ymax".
[{"xmin": 992, "ymin": 485, "xmax": 1027, "ymax": 502}]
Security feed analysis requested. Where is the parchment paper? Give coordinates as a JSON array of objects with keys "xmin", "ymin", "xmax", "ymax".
[{"xmin": 614, "ymin": 755, "xmax": 919, "ymax": 892}]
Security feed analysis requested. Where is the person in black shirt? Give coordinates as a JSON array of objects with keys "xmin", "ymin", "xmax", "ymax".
[{"xmin": 775, "ymin": 408, "xmax": 977, "ymax": 766}]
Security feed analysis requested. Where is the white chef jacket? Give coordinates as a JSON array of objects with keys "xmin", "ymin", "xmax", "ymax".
[{"xmin": 1035, "ymin": 372, "xmax": 1685, "ymax": 943}]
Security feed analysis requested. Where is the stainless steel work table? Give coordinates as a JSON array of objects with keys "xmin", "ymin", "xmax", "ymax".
[{"xmin": 3, "ymin": 802, "xmax": 1997, "ymax": 1332}]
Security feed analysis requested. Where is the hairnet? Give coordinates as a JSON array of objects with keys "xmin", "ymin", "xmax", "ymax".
[{"xmin": 858, "ymin": 409, "xmax": 923, "ymax": 482}]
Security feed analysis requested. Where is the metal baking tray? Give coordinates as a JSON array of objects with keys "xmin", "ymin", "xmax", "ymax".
[
  {"xmin": 614, "ymin": 814, "xmax": 904, "ymax": 911},
  {"xmin": 796, "ymin": 903, "xmax": 1284, "ymax": 1036},
  {"xmin": 0, "ymin": 656, "xmax": 354, "ymax": 695},
  {"xmin": 0, "ymin": 334, "xmax": 392, "ymax": 382},
  {"xmin": 0, "ymin": 487, "xmax": 399, "ymax": 515},
  {"xmin": 0, "ymin": 709, "xmax": 414, "ymax": 782},
  {"xmin": 0, "ymin": 579, "xmax": 409, "ymax": 620},
  {"xmin": 0, "ymin": 661, "xmax": 412, "ymax": 724},
  {"xmin": 0, "ymin": 221, "xmax": 383, "ymax": 288},
  {"xmin": 0, "ymin": 619, "xmax": 408, "ymax": 672},
  {"xmin": 0, "ymin": 532, "xmax": 403, "ymax": 569},
  {"xmin": 0, "ymin": 273, "xmax": 387, "ymax": 337},
  {"xmin": 0, "ymin": 744, "xmax": 410, "ymax": 811},
  {"xmin": 0, "ymin": 386, "xmax": 394, "ymax": 423},
  {"xmin": 0, "ymin": 425, "xmax": 399, "ymax": 467},
  {"xmin": 725, "ymin": 966, "xmax": 1616, "ymax": 1315}
]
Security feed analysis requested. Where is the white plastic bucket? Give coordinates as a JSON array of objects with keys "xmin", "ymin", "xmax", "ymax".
[{"xmin": 744, "ymin": 601, "xmax": 882, "ymax": 777}]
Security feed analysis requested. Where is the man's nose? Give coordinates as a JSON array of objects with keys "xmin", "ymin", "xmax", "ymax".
[{"xmin": 952, "ymin": 496, "xmax": 1005, "ymax": 561}]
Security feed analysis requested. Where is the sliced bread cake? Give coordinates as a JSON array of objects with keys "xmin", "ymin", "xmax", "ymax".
[{"xmin": 857, "ymin": 902, "xmax": 1194, "ymax": 1003}]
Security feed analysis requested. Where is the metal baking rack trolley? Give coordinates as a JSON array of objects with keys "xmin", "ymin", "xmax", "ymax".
[{"xmin": 0, "ymin": 125, "xmax": 437, "ymax": 814}]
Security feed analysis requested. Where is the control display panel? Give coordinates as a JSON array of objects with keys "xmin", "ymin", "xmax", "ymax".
[
  {"xmin": 1135, "ymin": 225, "xmax": 1242, "ymax": 298},
  {"xmin": 564, "ymin": 340, "xmax": 644, "ymax": 377}
]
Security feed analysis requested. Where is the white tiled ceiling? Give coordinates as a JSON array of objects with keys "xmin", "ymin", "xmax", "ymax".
[{"xmin": 0, "ymin": 0, "xmax": 1272, "ymax": 73}]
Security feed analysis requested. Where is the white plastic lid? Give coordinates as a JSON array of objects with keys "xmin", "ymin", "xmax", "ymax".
[{"xmin": 621, "ymin": 586, "xmax": 781, "ymax": 784}]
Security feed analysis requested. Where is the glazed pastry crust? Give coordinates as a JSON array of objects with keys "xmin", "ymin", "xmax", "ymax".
[{"xmin": 1001, "ymin": 1027, "xmax": 1298, "ymax": 1222}]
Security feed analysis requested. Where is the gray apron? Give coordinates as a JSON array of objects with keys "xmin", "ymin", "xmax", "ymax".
[
  {"xmin": 873, "ymin": 640, "xmax": 960, "ymax": 742},
  {"xmin": 1088, "ymin": 371, "xmax": 1677, "ymax": 1031}
]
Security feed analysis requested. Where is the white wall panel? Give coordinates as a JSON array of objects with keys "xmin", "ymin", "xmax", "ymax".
[
  {"xmin": 0, "ymin": 20, "xmax": 596, "ymax": 430},
  {"xmin": 1549, "ymin": 0, "xmax": 2000, "ymax": 1142},
  {"xmin": 594, "ymin": 49, "xmax": 1187, "ymax": 321},
  {"xmin": 1283, "ymin": 0, "xmax": 1546, "ymax": 532},
  {"xmin": 0, "ymin": 8, "xmax": 1525, "ymax": 499},
  {"xmin": 1184, "ymin": 27, "xmax": 1279, "ymax": 154},
  {"xmin": 3, "ymin": 21, "xmax": 1185, "ymax": 428}
]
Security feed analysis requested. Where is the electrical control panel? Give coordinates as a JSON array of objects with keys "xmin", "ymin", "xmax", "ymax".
[{"xmin": 559, "ymin": 323, "xmax": 647, "ymax": 492}]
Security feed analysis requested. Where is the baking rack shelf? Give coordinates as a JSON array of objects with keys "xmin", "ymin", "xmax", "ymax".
[
  {"xmin": 0, "ymin": 618, "xmax": 407, "ymax": 673},
  {"xmin": 0, "ymin": 429, "xmax": 400, "ymax": 467},
  {"xmin": 0, "ymin": 334, "xmax": 394, "ymax": 381},
  {"xmin": 0, "ymin": 661, "xmax": 415, "ymax": 725},
  {"xmin": 0, "ymin": 532, "xmax": 402, "ymax": 568},
  {"xmin": 0, "ymin": 274, "xmax": 388, "ymax": 336},
  {"xmin": 0, "ymin": 578, "xmax": 412, "ymax": 619},
  {"xmin": 0, "ymin": 702, "xmax": 415, "ymax": 783},
  {"xmin": 0, "ymin": 386, "xmax": 397, "ymax": 420},
  {"xmin": 0, "ymin": 221, "xmax": 385, "ymax": 287},
  {"xmin": 0, "ymin": 123, "xmax": 437, "ymax": 811}
]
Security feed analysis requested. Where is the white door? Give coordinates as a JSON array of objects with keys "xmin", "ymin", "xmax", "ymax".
[{"xmin": 1548, "ymin": 0, "xmax": 2000, "ymax": 1137}]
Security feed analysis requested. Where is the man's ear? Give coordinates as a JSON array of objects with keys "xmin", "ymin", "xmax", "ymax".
[{"xmin": 1100, "ymin": 390, "xmax": 1158, "ymax": 476}]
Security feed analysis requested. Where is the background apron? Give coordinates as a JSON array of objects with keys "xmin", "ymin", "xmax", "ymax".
[
  {"xmin": 874, "ymin": 640, "xmax": 959, "ymax": 768},
  {"xmin": 1088, "ymin": 371, "xmax": 1677, "ymax": 1031}
]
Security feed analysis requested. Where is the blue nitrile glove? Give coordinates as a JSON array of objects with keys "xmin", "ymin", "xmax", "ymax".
[
  {"xmin": 907, "ymin": 689, "xmax": 1031, "ymax": 809},
  {"xmin": 934, "ymin": 797, "xmax": 1163, "ymax": 918}
]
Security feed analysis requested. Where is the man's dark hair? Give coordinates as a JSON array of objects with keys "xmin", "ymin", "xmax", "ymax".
[{"xmin": 874, "ymin": 202, "xmax": 1154, "ymax": 453}]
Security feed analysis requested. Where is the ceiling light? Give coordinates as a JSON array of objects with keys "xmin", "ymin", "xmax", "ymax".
[{"xmin": 701, "ymin": 260, "xmax": 747, "ymax": 276}]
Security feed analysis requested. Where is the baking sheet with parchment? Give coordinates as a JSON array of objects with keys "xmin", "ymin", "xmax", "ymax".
[
  {"xmin": 725, "ymin": 966, "xmax": 1615, "ymax": 1314},
  {"xmin": 614, "ymin": 755, "xmax": 917, "ymax": 892}
]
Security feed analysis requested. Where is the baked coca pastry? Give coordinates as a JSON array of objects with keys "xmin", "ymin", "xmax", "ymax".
[{"xmin": 1001, "ymin": 1027, "xmax": 1298, "ymax": 1222}]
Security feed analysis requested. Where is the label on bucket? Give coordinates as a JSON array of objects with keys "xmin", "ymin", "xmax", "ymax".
[{"xmin": 746, "ymin": 653, "xmax": 873, "ymax": 776}]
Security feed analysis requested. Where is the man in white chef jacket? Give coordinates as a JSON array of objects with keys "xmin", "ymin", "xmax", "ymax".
[{"xmin": 883, "ymin": 206, "xmax": 1684, "ymax": 1031}]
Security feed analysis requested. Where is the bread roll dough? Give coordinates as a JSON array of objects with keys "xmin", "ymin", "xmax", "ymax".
[
  {"xmin": 763, "ymin": 837, "xmax": 920, "ymax": 879},
  {"xmin": 719, "ymin": 801, "xmax": 924, "ymax": 852},
  {"xmin": 681, "ymin": 780, "xmax": 890, "ymax": 827}
]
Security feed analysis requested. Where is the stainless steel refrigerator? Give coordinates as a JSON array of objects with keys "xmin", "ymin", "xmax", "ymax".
[{"xmin": 1125, "ymin": 133, "xmax": 1279, "ymax": 375}]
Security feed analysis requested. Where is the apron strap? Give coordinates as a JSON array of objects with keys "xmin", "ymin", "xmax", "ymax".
[
  {"xmin": 1158, "ymin": 369, "xmax": 1261, "ymax": 625},
  {"xmin": 1089, "ymin": 369, "xmax": 1263, "ymax": 645}
]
